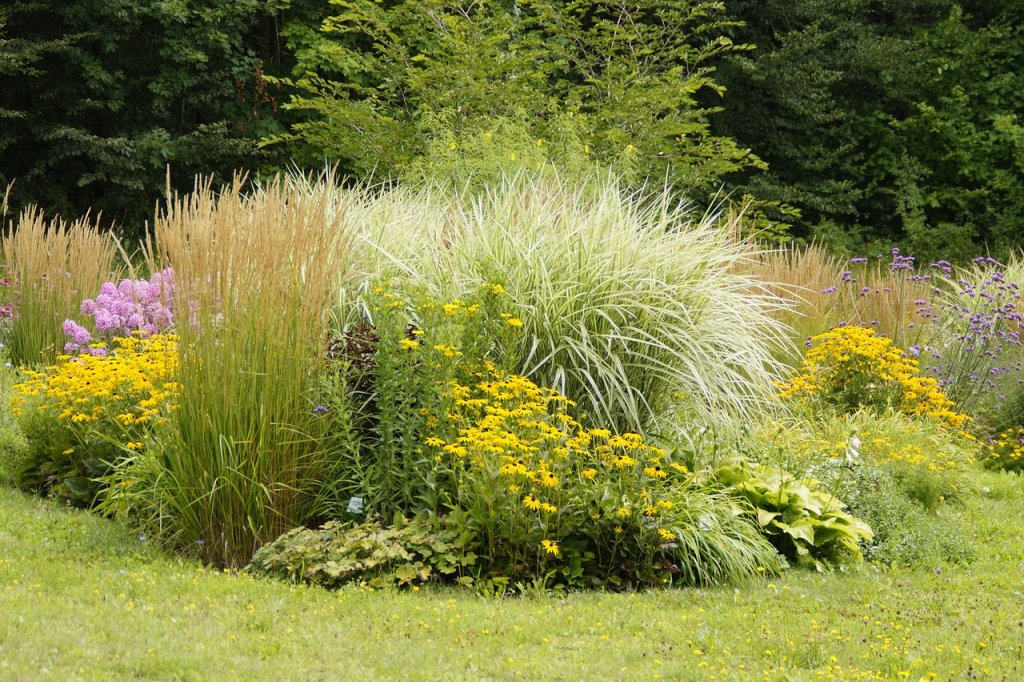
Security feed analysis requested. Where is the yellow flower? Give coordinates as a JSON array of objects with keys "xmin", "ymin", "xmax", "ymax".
[
  {"xmin": 580, "ymin": 468, "xmax": 597, "ymax": 480},
  {"xmin": 538, "ymin": 471, "xmax": 559, "ymax": 488},
  {"xmin": 522, "ymin": 495, "xmax": 543, "ymax": 511},
  {"xmin": 540, "ymin": 539, "xmax": 560, "ymax": 557},
  {"xmin": 399, "ymin": 338, "xmax": 419, "ymax": 351},
  {"xmin": 487, "ymin": 283, "xmax": 507, "ymax": 296},
  {"xmin": 643, "ymin": 466, "xmax": 668, "ymax": 479},
  {"xmin": 657, "ymin": 528, "xmax": 675, "ymax": 541},
  {"xmin": 505, "ymin": 317, "xmax": 523, "ymax": 328},
  {"xmin": 424, "ymin": 437, "xmax": 445, "ymax": 447}
]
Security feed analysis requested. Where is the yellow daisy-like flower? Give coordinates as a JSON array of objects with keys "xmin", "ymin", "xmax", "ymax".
[
  {"xmin": 538, "ymin": 471, "xmax": 559, "ymax": 488},
  {"xmin": 644, "ymin": 466, "xmax": 668, "ymax": 479},
  {"xmin": 399, "ymin": 338, "xmax": 419, "ymax": 351},
  {"xmin": 580, "ymin": 468, "xmax": 597, "ymax": 480},
  {"xmin": 540, "ymin": 502, "xmax": 558, "ymax": 514},
  {"xmin": 540, "ymin": 539, "xmax": 560, "ymax": 557},
  {"xmin": 522, "ymin": 495, "xmax": 543, "ymax": 511},
  {"xmin": 424, "ymin": 437, "xmax": 445, "ymax": 447},
  {"xmin": 657, "ymin": 528, "xmax": 675, "ymax": 541},
  {"xmin": 505, "ymin": 317, "xmax": 524, "ymax": 328}
]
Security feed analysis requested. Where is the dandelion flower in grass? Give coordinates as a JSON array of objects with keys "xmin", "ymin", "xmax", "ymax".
[
  {"xmin": 505, "ymin": 317, "xmax": 523, "ymax": 328},
  {"xmin": 540, "ymin": 539, "xmax": 560, "ymax": 557}
]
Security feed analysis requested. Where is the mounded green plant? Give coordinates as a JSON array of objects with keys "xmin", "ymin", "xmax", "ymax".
[
  {"xmin": 1, "ymin": 207, "xmax": 121, "ymax": 365},
  {"xmin": 138, "ymin": 175, "xmax": 350, "ymax": 566},
  {"xmin": 247, "ymin": 514, "xmax": 478, "ymax": 589}
]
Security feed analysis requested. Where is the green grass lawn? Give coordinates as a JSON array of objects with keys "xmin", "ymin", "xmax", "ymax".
[{"xmin": 1, "ymin": 473, "xmax": 1022, "ymax": 680}]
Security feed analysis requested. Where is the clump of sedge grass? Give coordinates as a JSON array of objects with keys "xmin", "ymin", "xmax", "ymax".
[{"xmin": 146, "ymin": 175, "xmax": 350, "ymax": 566}]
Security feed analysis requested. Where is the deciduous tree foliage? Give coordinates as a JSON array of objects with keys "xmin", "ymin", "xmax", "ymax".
[
  {"xmin": 0, "ymin": 0, "xmax": 288, "ymax": 235},
  {"xmin": 270, "ymin": 0, "xmax": 765, "ymax": 195}
]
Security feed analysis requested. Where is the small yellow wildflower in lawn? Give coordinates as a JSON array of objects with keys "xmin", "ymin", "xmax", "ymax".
[{"xmin": 399, "ymin": 338, "xmax": 419, "ymax": 351}]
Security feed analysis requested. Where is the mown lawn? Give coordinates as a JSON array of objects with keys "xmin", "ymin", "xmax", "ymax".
[{"xmin": 1, "ymin": 472, "xmax": 1022, "ymax": 681}]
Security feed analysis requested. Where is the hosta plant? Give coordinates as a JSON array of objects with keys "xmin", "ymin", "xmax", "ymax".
[{"xmin": 712, "ymin": 461, "xmax": 873, "ymax": 569}]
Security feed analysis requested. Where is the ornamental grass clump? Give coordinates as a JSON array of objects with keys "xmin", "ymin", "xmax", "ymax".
[
  {"xmin": 1, "ymin": 207, "xmax": 121, "ymax": 365},
  {"xmin": 9, "ymin": 334, "xmax": 179, "ymax": 506},
  {"xmin": 341, "ymin": 173, "xmax": 791, "ymax": 433},
  {"xmin": 146, "ymin": 176, "xmax": 350, "ymax": 566},
  {"xmin": 778, "ymin": 325, "xmax": 970, "ymax": 429}
]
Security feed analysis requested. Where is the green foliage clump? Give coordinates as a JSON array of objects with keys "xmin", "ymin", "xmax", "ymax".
[
  {"xmin": 713, "ymin": 461, "xmax": 872, "ymax": 569},
  {"xmin": 843, "ymin": 465, "xmax": 975, "ymax": 568},
  {"xmin": 247, "ymin": 515, "xmax": 477, "ymax": 589}
]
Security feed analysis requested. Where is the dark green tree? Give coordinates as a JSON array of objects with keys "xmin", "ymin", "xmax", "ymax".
[
  {"xmin": 714, "ymin": 0, "xmax": 1023, "ymax": 259},
  {"xmin": 0, "ymin": 0, "xmax": 289, "ymax": 235}
]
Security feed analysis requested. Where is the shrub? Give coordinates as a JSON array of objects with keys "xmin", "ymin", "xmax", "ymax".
[
  {"xmin": 9, "ymin": 334, "xmax": 179, "ymax": 506},
  {"xmin": 141, "ymin": 176, "xmax": 350, "ymax": 566},
  {"xmin": 341, "ymin": 174, "xmax": 791, "ymax": 433},
  {"xmin": 778, "ymin": 325, "xmax": 970, "ymax": 429},
  {"xmin": 1, "ymin": 207, "xmax": 120, "ymax": 365},
  {"xmin": 751, "ymin": 409, "xmax": 976, "ymax": 510},
  {"xmin": 319, "ymin": 282, "xmax": 518, "ymax": 521},
  {"xmin": 246, "ymin": 514, "xmax": 477, "ymax": 589},
  {"xmin": 422, "ymin": 366, "xmax": 778, "ymax": 588},
  {"xmin": 321, "ymin": 282, "xmax": 777, "ymax": 588}
]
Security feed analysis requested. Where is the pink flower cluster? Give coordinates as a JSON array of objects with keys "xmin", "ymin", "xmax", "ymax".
[{"xmin": 63, "ymin": 269, "xmax": 175, "ymax": 355}]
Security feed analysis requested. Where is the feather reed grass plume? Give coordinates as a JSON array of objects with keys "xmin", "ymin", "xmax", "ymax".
[
  {"xmin": 149, "ymin": 175, "xmax": 350, "ymax": 566},
  {"xmin": 1, "ymin": 207, "xmax": 120, "ymax": 365}
]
